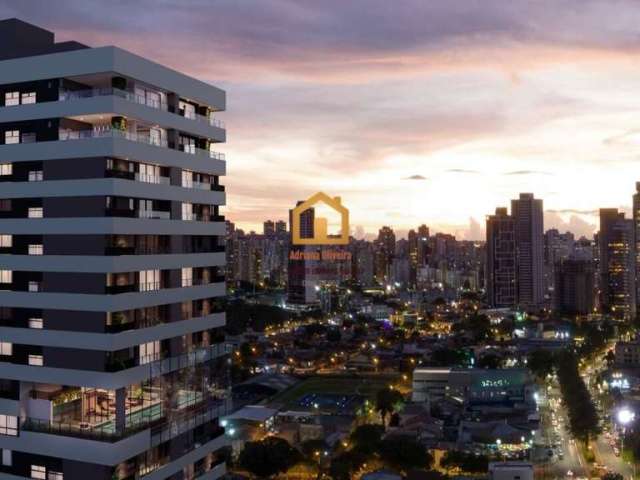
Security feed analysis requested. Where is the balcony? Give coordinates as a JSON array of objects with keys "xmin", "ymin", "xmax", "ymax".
[
  {"xmin": 105, "ymin": 208, "xmax": 171, "ymax": 220},
  {"xmin": 59, "ymin": 87, "xmax": 225, "ymax": 129},
  {"xmin": 58, "ymin": 127, "xmax": 225, "ymax": 161}
]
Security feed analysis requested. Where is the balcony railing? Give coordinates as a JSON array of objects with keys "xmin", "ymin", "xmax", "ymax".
[
  {"xmin": 105, "ymin": 208, "xmax": 171, "ymax": 220},
  {"xmin": 59, "ymin": 87, "xmax": 225, "ymax": 128},
  {"xmin": 106, "ymin": 343, "xmax": 231, "ymax": 373},
  {"xmin": 134, "ymin": 173, "xmax": 170, "ymax": 185},
  {"xmin": 57, "ymin": 127, "xmax": 226, "ymax": 161}
]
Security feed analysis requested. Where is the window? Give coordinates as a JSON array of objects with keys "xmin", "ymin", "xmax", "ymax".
[
  {"xmin": 4, "ymin": 130, "xmax": 19, "ymax": 144},
  {"xmin": 28, "ymin": 354, "xmax": 43, "ymax": 366},
  {"xmin": 139, "ymin": 269, "xmax": 160, "ymax": 291},
  {"xmin": 4, "ymin": 92, "xmax": 19, "ymax": 106},
  {"xmin": 182, "ymin": 170, "xmax": 193, "ymax": 188},
  {"xmin": 181, "ymin": 267, "xmax": 193, "ymax": 287},
  {"xmin": 0, "ymin": 200, "xmax": 10, "ymax": 211},
  {"xmin": 21, "ymin": 92, "xmax": 36, "ymax": 104},
  {"xmin": 182, "ymin": 202, "xmax": 193, "ymax": 221},
  {"xmin": 21, "ymin": 133, "xmax": 36, "ymax": 144},
  {"xmin": 28, "ymin": 281, "xmax": 40, "ymax": 292},
  {"xmin": 48, "ymin": 472, "xmax": 63, "ymax": 480},
  {"xmin": 0, "ymin": 235, "xmax": 11, "ymax": 247},
  {"xmin": 138, "ymin": 163, "xmax": 161, "ymax": 183},
  {"xmin": 31, "ymin": 465, "xmax": 46, "ymax": 479},
  {"xmin": 29, "ymin": 318, "xmax": 43, "ymax": 329},
  {"xmin": 179, "ymin": 135, "xmax": 196, "ymax": 154},
  {"xmin": 0, "ymin": 270, "xmax": 11, "ymax": 283},
  {"xmin": 28, "ymin": 244, "xmax": 43, "ymax": 255},
  {"xmin": 0, "ymin": 164, "xmax": 11, "ymax": 176},
  {"xmin": 28, "ymin": 207, "xmax": 43, "ymax": 218},
  {"xmin": 2, "ymin": 449, "xmax": 11, "ymax": 466},
  {"xmin": 0, "ymin": 415, "xmax": 17, "ymax": 436},
  {"xmin": 139, "ymin": 340, "xmax": 160, "ymax": 364},
  {"xmin": 0, "ymin": 342, "xmax": 11, "ymax": 355},
  {"xmin": 28, "ymin": 170, "xmax": 43, "ymax": 182},
  {"xmin": 179, "ymin": 100, "xmax": 196, "ymax": 119}
]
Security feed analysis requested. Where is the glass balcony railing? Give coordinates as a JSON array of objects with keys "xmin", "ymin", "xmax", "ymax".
[
  {"xmin": 59, "ymin": 87, "xmax": 225, "ymax": 128},
  {"xmin": 58, "ymin": 127, "xmax": 226, "ymax": 161}
]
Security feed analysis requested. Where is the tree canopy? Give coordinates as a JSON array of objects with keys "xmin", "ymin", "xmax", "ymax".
[{"xmin": 238, "ymin": 436, "xmax": 301, "ymax": 478}]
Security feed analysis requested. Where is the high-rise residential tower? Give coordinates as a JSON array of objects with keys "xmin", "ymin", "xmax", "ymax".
[
  {"xmin": 511, "ymin": 193, "xmax": 544, "ymax": 308},
  {"xmin": 599, "ymin": 208, "xmax": 636, "ymax": 321},
  {"xmin": 485, "ymin": 207, "xmax": 516, "ymax": 307},
  {"xmin": 633, "ymin": 182, "xmax": 640, "ymax": 315},
  {"xmin": 0, "ymin": 19, "xmax": 229, "ymax": 480}
]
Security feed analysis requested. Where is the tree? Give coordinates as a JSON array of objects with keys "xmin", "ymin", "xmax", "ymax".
[
  {"xmin": 379, "ymin": 436, "xmax": 432, "ymax": 472},
  {"xmin": 602, "ymin": 473, "xmax": 624, "ymax": 480},
  {"xmin": 326, "ymin": 328, "xmax": 342, "ymax": 342},
  {"xmin": 238, "ymin": 437, "xmax": 301, "ymax": 478},
  {"xmin": 300, "ymin": 438, "xmax": 329, "ymax": 460},
  {"xmin": 330, "ymin": 450, "xmax": 368, "ymax": 480},
  {"xmin": 477, "ymin": 353, "xmax": 502, "ymax": 369},
  {"xmin": 441, "ymin": 451, "xmax": 488, "ymax": 473},
  {"xmin": 350, "ymin": 424, "xmax": 385, "ymax": 455},
  {"xmin": 376, "ymin": 388, "xmax": 404, "ymax": 424},
  {"xmin": 527, "ymin": 349, "xmax": 555, "ymax": 380}
]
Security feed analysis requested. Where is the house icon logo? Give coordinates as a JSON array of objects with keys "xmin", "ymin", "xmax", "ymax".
[{"xmin": 291, "ymin": 192, "xmax": 349, "ymax": 245}]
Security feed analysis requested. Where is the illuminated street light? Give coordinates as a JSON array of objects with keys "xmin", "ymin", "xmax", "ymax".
[{"xmin": 618, "ymin": 408, "xmax": 635, "ymax": 425}]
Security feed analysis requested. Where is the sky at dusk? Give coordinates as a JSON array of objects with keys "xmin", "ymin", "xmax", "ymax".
[{"xmin": 2, "ymin": 0, "xmax": 640, "ymax": 239}]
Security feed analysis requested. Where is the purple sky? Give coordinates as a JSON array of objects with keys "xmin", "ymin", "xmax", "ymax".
[{"xmin": 3, "ymin": 0, "xmax": 640, "ymax": 239}]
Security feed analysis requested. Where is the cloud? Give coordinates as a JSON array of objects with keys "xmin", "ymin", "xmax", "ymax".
[
  {"xmin": 547, "ymin": 208, "xmax": 599, "ymax": 215},
  {"xmin": 404, "ymin": 174, "xmax": 428, "ymax": 180},
  {"xmin": 446, "ymin": 168, "xmax": 481, "ymax": 174},
  {"xmin": 544, "ymin": 211, "xmax": 596, "ymax": 238},
  {"xmin": 502, "ymin": 170, "xmax": 552, "ymax": 176}
]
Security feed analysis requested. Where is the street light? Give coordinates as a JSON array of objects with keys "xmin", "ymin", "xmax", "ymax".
[{"xmin": 617, "ymin": 407, "xmax": 636, "ymax": 476}]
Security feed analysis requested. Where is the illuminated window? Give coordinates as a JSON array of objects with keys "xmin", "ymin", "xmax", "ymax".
[
  {"xmin": 48, "ymin": 471, "xmax": 63, "ymax": 480},
  {"xmin": 0, "ymin": 415, "xmax": 17, "ymax": 436},
  {"xmin": 28, "ymin": 170, "xmax": 43, "ymax": 182},
  {"xmin": 181, "ymin": 267, "xmax": 193, "ymax": 287},
  {"xmin": 139, "ymin": 341, "xmax": 160, "ymax": 364},
  {"xmin": 31, "ymin": 465, "xmax": 46, "ymax": 479},
  {"xmin": 0, "ymin": 235, "xmax": 11, "ymax": 247},
  {"xmin": 28, "ymin": 244, "xmax": 43, "ymax": 256},
  {"xmin": 0, "ymin": 164, "xmax": 11, "ymax": 175},
  {"xmin": 0, "ymin": 342, "xmax": 11, "ymax": 355},
  {"xmin": 29, "ymin": 318, "xmax": 43, "ymax": 329},
  {"xmin": 0, "ymin": 270, "xmax": 11, "ymax": 283},
  {"xmin": 28, "ymin": 208, "xmax": 43, "ymax": 218},
  {"xmin": 4, "ymin": 130, "xmax": 19, "ymax": 144},
  {"xmin": 28, "ymin": 354, "xmax": 43, "ymax": 366},
  {"xmin": 4, "ymin": 92, "xmax": 19, "ymax": 106},
  {"xmin": 21, "ymin": 92, "xmax": 36, "ymax": 104}
]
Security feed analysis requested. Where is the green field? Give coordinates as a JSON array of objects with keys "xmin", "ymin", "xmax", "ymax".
[{"xmin": 269, "ymin": 375, "xmax": 399, "ymax": 409}]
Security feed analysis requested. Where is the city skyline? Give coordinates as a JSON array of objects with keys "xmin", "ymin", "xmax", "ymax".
[{"xmin": 3, "ymin": 1, "xmax": 640, "ymax": 238}]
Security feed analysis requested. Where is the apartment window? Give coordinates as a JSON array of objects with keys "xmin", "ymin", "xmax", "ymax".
[
  {"xmin": 139, "ymin": 340, "xmax": 160, "ymax": 364},
  {"xmin": 48, "ymin": 472, "xmax": 63, "ymax": 480},
  {"xmin": 138, "ymin": 163, "xmax": 160, "ymax": 183},
  {"xmin": 0, "ymin": 415, "xmax": 17, "ymax": 436},
  {"xmin": 179, "ymin": 100, "xmax": 196, "ymax": 119},
  {"xmin": 182, "ymin": 202, "xmax": 193, "ymax": 221},
  {"xmin": 28, "ymin": 244, "xmax": 43, "ymax": 255},
  {"xmin": 4, "ymin": 92, "xmax": 19, "ymax": 106},
  {"xmin": 0, "ymin": 164, "xmax": 11, "ymax": 176},
  {"xmin": 31, "ymin": 465, "xmax": 46, "ymax": 479},
  {"xmin": 21, "ymin": 92, "xmax": 36, "ymax": 104},
  {"xmin": 28, "ymin": 170, "xmax": 43, "ymax": 182},
  {"xmin": 4, "ymin": 130, "xmax": 19, "ymax": 144},
  {"xmin": 22, "ymin": 132, "xmax": 36, "ymax": 144},
  {"xmin": 29, "ymin": 318, "xmax": 43, "ymax": 329},
  {"xmin": 28, "ymin": 354, "xmax": 43, "ymax": 366},
  {"xmin": 139, "ymin": 269, "xmax": 160, "ymax": 291},
  {"xmin": 28, "ymin": 281, "xmax": 40, "ymax": 292},
  {"xmin": 179, "ymin": 136, "xmax": 196, "ymax": 154},
  {"xmin": 181, "ymin": 267, "xmax": 193, "ymax": 287},
  {"xmin": 182, "ymin": 170, "xmax": 193, "ymax": 188},
  {"xmin": 0, "ymin": 270, "xmax": 11, "ymax": 283},
  {"xmin": 2, "ymin": 449, "xmax": 11, "ymax": 466},
  {"xmin": 0, "ymin": 342, "xmax": 11, "ymax": 356},
  {"xmin": 0, "ymin": 235, "xmax": 11, "ymax": 247},
  {"xmin": 28, "ymin": 207, "xmax": 43, "ymax": 218}
]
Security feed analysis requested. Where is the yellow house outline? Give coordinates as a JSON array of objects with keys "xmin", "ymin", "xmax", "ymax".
[{"xmin": 291, "ymin": 192, "xmax": 349, "ymax": 245}]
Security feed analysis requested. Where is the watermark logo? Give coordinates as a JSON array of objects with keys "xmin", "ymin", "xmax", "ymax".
[{"xmin": 291, "ymin": 192, "xmax": 349, "ymax": 245}]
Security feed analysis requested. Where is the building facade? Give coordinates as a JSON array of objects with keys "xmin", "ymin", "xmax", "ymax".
[
  {"xmin": 599, "ymin": 208, "xmax": 636, "ymax": 321},
  {"xmin": 0, "ymin": 19, "xmax": 229, "ymax": 480},
  {"xmin": 486, "ymin": 207, "xmax": 516, "ymax": 308},
  {"xmin": 553, "ymin": 258, "xmax": 594, "ymax": 316}
]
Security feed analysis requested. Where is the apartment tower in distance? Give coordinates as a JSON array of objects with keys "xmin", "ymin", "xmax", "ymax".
[
  {"xmin": 0, "ymin": 19, "xmax": 230, "ymax": 480},
  {"xmin": 485, "ymin": 207, "xmax": 516, "ymax": 308},
  {"xmin": 599, "ymin": 208, "xmax": 636, "ymax": 321}
]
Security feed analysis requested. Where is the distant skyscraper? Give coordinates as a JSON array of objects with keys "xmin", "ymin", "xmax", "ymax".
[
  {"xmin": 275, "ymin": 220, "xmax": 287, "ymax": 234},
  {"xmin": 543, "ymin": 229, "xmax": 575, "ymax": 296},
  {"xmin": 511, "ymin": 193, "xmax": 544, "ymax": 308},
  {"xmin": 263, "ymin": 220, "xmax": 275, "ymax": 236},
  {"xmin": 633, "ymin": 182, "xmax": 640, "ymax": 314},
  {"xmin": 287, "ymin": 202, "xmax": 315, "ymax": 305},
  {"xmin": 554, "ymin": 258, "xmax": 595, "ymax": 315},
  {"xmin": 599, "ymin": 208, "xmax": 636, "ymax": 321},
  {"xmin": 486, "ymin": 207, "xmax": 516, "ymax": 307},
  {"xmin": 375, "ymin": 226, "xmax": 396, "ymax": 283}
]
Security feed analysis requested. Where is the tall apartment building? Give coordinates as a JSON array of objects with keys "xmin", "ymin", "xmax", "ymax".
[
  {"xmin": 553, "ymin": 258, "xmax": 595, "ymax": 316},
  {"xmin": 633, "ymin": 182, "xmax": 640, "ymax": 315},
  {"xmin": 0, "ymin": 19, "xmax": 230, "ymax": 480},
  {"xmin": 511, "ymin": 193, "xmax": 544, "ymax": 308},
  {"xmin": 485, "ymin": 207, "xmax": 516, "ymax": 307},
  {"xmin": 599, "ymin": 208, "xmax": 636, "ymax": 321}
]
